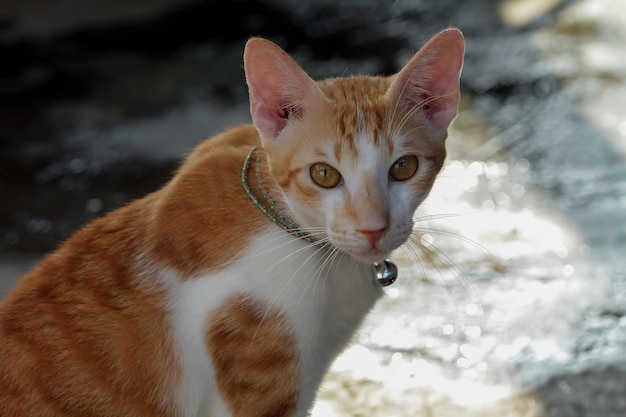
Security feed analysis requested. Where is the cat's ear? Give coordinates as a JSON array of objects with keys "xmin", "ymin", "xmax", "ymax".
[
  {"xmin": 244, "ymin": 38, "xmax": 326, "ymax": 141},
  {"xmin": 388, "ymin": 28, "xmax": 465, "ymax": 134}
]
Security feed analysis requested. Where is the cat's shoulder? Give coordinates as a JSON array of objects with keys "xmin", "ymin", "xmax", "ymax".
[{"xmin": 182, "ymin": 124, "xmax": 260, "ymax": 171}]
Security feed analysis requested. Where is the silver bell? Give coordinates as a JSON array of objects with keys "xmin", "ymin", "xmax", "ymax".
[{"xmin": 373, "ymin": 259, "xmax": 398, "ymax": 286}]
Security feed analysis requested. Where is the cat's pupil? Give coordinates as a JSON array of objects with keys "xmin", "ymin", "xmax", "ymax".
[
  {"xmin": 310, "ymin": 163, "xmax": 341, "ymax": 188},
  {"xmin": 390, "ymin": 155, "xmax": 419, "ymax": 181}
]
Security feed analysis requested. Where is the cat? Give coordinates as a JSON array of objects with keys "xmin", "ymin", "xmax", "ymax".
[{"xmin": 0, "ymin": 28, "xmax": 464, "ymax": 417}]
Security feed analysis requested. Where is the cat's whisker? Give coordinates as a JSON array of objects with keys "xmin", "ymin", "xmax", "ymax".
[
  {"xmin": 393, "ymin": 99, "xmax": 426, "ymax": 135},
  {"xmin": 192, "ymin": 231, "xmax": 312, "ymax": 275},
  {"xmin": 319, "ymin": 246, "xmax": 343, "ymax": 305},
  {"xmin": 414, "ymin": 227, "xmax": 497, "ymax": 262},
  {"xmin": 315, "ymin": 246, "xmax": 337, "ymax": 301},
  {"xmin": 292, "ymin": 242, "xmax": 338, "ymax": 314},
  {"xmin": 249, "ymin": 239, "xmax": 333, "ymax": 343},
  {"xmin": 410, "ymin": 210, "xmax": 503, "ymax": 271},
  {"xmin": 412, "ymin": 212, "xmax": 465, "ymax": 223},
  {"xmin": 252, "ymin": 240, "xmax": 338, "ymax": 342},
  {"xmin": 407, "ymin": 234, "xmax": 482, "ymax": 320},
  {"xmin": 388, "ymin": 75, "xmax": 414, "ymax": 135},
  {"xmin": 408, "ymin": 233, "xmax": 469, "ymax": 284},
  {"xmin": 391, "ymin": 92, "xmax": 441, "ymax": 139},
  {"xmin": 396, "ymin": 243, "xmax": 431, "ymax": 327},
  {"xmin": 407, "ymin": 236, "xmax": 468, "ymax": 318},
  {"xmin": 253, "ymin": 237, "xmax": 332, "ymax": 293}
]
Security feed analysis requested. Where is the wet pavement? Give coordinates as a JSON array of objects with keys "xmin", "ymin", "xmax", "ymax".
[{"xmin": 2, "ymin": 0, "xmax": 626, "ymax": 415}]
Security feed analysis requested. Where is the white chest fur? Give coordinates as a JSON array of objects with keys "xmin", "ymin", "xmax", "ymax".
[{"xmin": 160, "ymin": 226, "xmax": 383, "ymax": 416}]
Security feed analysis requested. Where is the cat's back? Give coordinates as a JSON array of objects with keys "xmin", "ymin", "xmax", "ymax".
[
  {"xmin": 1, "ymin": 123, "xmax": 262, "ymax": 306},
  {"xmin": 0, "ymin": 124, "xmax": 265, "ymax": 416}
]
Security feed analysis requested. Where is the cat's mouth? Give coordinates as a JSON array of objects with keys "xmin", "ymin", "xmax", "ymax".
[{"xmin": 327, "ymin": 232, "xmax": 398, "ymax": 264}]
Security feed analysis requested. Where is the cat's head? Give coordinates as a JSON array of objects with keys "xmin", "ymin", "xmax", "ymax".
[{"xmin": 244, "ymin": 29, "xmax": 464, "ymax": 264}]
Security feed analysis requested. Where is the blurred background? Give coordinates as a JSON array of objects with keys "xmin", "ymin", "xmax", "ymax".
[{"xmin": 1, "ymin": 0, "xmax": 625, "ymax": 415}]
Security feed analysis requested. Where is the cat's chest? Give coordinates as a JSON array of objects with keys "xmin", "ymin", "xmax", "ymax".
[{"xmin": 160, "ymin": 226, "xmax": 383, "ymax": 414}]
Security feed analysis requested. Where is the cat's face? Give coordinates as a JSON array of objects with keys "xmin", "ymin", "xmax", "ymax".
[
  {"xmin": 244, "ymin": 30, "xmax": 464, "ymax": 264},
  {"xmin": 264, "ymin": 77, "xmax": 447, "ymax": 263}
]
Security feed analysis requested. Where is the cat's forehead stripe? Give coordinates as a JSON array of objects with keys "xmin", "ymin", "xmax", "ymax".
[
  {"xmin": 319, "ymin": 77, "xmax": 390, "ymax": 146},
  {"xmin": 333, "ymin": 140, "xmax": 344, "ymax": 163},
  {"xmin": 313, "ymin": 148, "xmax": 328, "ymax": 160}
]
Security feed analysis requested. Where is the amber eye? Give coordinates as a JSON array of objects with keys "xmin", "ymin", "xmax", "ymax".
[
  {"xmin": 390, "ymin": 155, "xmax": 418, "ymax": 181},
  {"xmin": 310, "ymin": 163, "xmax": 342, "ymax": 188}
]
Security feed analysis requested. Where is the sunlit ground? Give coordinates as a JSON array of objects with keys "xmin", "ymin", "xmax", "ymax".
[{"xmin": 315, "ymin": 0, "xmax": 626, "ymax": 415}]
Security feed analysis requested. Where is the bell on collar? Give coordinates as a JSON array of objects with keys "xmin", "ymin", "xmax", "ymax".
[{"xmin": 373, "ymin": 259, "xmax": 398, "ymax": 287}]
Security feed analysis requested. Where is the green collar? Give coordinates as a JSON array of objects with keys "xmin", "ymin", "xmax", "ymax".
[{"xmin": 241, "ymin": 147, "xmax": 317, "ymax": 244}]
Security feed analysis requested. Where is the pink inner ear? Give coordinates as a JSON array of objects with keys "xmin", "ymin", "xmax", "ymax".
[
  {"xmin": 405, "ymin": 89, "xmax": 459, "ymax": 131},
  {"xmin": 428, "ymin": 96, "xmax": 458, "ymax": 131},
  {"xmin": 247, "ymin": 76, "xmax": 292, "ymax": 138},
  {"xmin": 252, "ymin": 103, "xmax": 288, "ymax": 139},
  {"xmin": 244, "ymin": 38, "xmax": 323, "ymax": 142}
]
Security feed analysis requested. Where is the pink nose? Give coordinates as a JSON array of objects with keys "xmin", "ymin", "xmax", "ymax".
[{"xmin": 359, "ymin": 227, "xmax": 386, "ymax": 246}]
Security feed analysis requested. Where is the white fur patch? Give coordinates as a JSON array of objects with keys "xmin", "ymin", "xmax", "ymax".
[{"xmin": 155, "ymin": 226, "xmax": 382, "ymax": 416}]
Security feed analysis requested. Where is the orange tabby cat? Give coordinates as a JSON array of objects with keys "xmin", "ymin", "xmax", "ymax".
[{"xmin": 0, "ymin": 29, "xmax": 464, "ymax": 416}]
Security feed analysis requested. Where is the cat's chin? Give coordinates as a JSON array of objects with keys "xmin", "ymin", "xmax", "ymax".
[
  {"xmin": 347, "ymin": 249, "xmax": 392, "ymax": 265},
  {"xmin": 329, "ymin": 240, "xmax": 393, "ymax": 264}
]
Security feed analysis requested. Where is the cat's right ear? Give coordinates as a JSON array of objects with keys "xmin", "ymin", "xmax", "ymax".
[{"xmin": 244, "ymin": 38, "xmax": 326, "ymax": 142}]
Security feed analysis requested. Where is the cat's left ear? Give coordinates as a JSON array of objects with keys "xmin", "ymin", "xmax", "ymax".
[
  {"xmin": 388, "ymin": 28, "xmax": 465, "ymax": 134},
  {"xmin": 244, "ymin": 38, "xmax": 326, "ymax": 142}
]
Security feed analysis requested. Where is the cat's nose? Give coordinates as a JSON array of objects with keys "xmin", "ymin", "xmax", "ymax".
[{"xmin": 359, "ymin": 227, "xmax": 386, "ymax": 246}]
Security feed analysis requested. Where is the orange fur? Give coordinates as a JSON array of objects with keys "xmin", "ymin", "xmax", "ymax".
[
  {"xmin": 0, "ymin": 126, "xmax": 268, "ymax": 416},
  {"xmin": 206, "ymin": 295, "xmax": 300, "ymax": 417},
  {"xmin": 147, "ymin": 125, "xmax": 266, "ymax": 277},
  {"xmin": 0, "ymin": 201, "xmax": 179, "ymax": 416}
]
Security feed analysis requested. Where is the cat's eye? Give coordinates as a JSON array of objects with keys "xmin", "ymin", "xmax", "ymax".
[
  {"xmin": 310, "ymin": 163, "xmax": 342, "ymax": 188},
  {"xmin": 390, "ymin": 155, "xmax": 419, "ymax": 181}
]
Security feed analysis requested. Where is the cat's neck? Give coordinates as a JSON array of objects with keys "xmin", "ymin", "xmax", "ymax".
[{"xmin": 242, "ymin": 146, "xmax": 317, "ymax": 245}]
